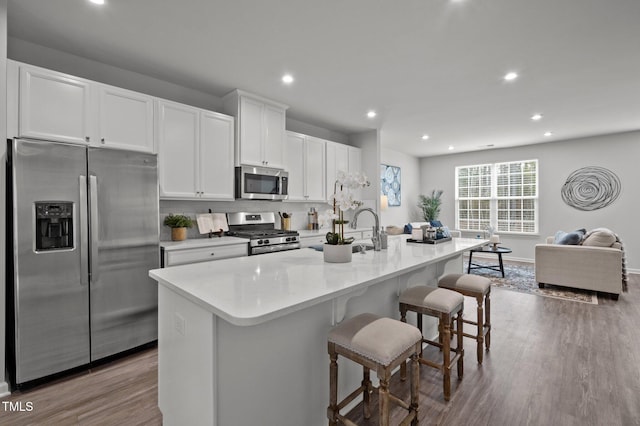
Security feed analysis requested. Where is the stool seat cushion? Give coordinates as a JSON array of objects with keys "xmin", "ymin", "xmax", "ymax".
[
  {"xmin": 328, "ymin": 313, "xmax": 422, "ymax": 365},
  {"xmin": 439, "ymin": 274, "xmax": 491, "ymax": 295},
  {"xmin": 399, "ymin": 287, "xmax": 464, "ymax": 314}
]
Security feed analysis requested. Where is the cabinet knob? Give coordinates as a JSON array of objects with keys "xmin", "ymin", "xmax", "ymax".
[
  {"xmin": 85, "ymin": 136, "xmax": 90, "ymax": 142},
  {"xmin": 101, "ymin": 138, "xmax": 105, "ymax": 144},
  {"xmin": 210, "ymin": 253, "xmax": 215, "ymax": 256}
]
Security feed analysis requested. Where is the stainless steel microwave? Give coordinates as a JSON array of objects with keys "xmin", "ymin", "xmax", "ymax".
[{"xmin": 235, "ymin": 166, "xmax": 289, "ymax": 200}]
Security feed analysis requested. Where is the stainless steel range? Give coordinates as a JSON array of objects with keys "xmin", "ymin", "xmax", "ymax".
[{"xmin": 226, "ymin": 212, "xmax": 300, "ymax": 255}]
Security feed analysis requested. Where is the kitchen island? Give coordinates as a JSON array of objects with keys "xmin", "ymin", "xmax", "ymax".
[{"xmin": 149, "ymin": 235, "xmax": 486, "ymax": 426}]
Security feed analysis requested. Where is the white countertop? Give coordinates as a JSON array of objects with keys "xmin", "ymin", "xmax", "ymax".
[
  {"xmin": 149, "ymin": 236, "xmax": 486, "ymax": 326},
  {"xmin": 160, "ymin": 236, "xmax": 249, "ymax": 251}
]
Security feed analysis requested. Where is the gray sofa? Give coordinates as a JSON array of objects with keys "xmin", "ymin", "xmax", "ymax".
[{"xmin": 535, "ymin": 228, "xmax": 625, "ymax": 299}]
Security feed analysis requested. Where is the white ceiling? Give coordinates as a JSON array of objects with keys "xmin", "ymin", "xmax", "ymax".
[{"xmin": 7, "ymin": 0, "xmax": 640, "ymax": 157}]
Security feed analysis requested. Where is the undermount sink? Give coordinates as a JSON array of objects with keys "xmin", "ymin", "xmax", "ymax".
[{"xmin": 352, "ymin": 244, "xmax": 374, "ymax": 253}]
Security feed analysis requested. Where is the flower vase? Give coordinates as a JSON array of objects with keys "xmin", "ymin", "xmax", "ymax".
[{"xmin": 323, "ymin": 243, "xmax": 352, "ymax": 263}]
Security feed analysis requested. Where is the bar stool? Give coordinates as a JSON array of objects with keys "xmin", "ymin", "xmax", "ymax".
[
  {"xmin": 399, "ymin": 287, "xmax": 464, "ymax": 401},
  {"xmin": 327, "ymin": 313, "xmax": 422, "ymax": 426},
  {"xmin": 438, "ymin": 273, "xmax": 491, "ymax": 364}
]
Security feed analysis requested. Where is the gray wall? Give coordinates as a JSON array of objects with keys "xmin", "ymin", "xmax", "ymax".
[{"xmin": 420, "ymin": 131, "xmax": 640, "ymax": 270}]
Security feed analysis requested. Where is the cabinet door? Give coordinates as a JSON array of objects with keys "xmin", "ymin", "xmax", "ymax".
[
  {"xmin": 157, "ymin": 101, "xmax": 199, "ymax": 198},
  {"xmin": 305, "ymin": 136, "xmax": 326, "ymax": 202},
  {"xmin": 19, "ymin": 66, "xmax": 91, "ymax": 144},
  {"xmin": 348, "ymin": 146, "xmax": 363, "ymax": 200},
  {"xmin": 263, "ymin": 104, "xmax": 285, "ymax": 168},
  {"xmin": 165, "ymin": 244, "xmax": 247, "ymax": 267},
  {"xmin": 238, "ymin": 96, "xmax": 264, "ymax": 166},
  {"xmin": 326, "ymin": 142, "xmax": 350, "ymax": 200},
  {"xmin": 283, "ymin": 132, "xmax": 306, "ymax": 201},
  {"xmin": 98, "ymin": 85, "xmax": 154, "ymax": 152},
  {"xmin": 199, "ymin": 111, "xmax": 235, "ymax": 200}
]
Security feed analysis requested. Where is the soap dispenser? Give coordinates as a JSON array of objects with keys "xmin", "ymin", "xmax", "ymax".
[{"xmin": 380, "ymin": 226, "xmax": 388, "ymax": 249}]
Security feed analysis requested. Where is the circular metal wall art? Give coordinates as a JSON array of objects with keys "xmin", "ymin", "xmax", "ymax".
[{"xmin": 561, "ymin": 166, "xmax": 621, "ymax": 211}]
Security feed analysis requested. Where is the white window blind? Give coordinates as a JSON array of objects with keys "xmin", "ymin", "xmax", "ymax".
[{"xmin": 456, "ymin": 159, "xmax": 538, "ymax": 234}]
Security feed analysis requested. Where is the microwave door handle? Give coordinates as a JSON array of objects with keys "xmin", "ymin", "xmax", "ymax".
[
  {"xmin": 79, "ymin": 175, "xmax": 89, "ymax": 286},
  {"xmin": 89, "ymin": 175, "xmax": 99, "ymax": 283}
]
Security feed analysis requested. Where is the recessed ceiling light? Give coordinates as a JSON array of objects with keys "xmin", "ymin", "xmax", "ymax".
[
  {"xmin": 421, "ymin": 134, "xmax": 430, "ymax": 140},
  {"xmin": 282, "ymin": 74, "xmax": 294, "ymax": 84},
  {"xmin": 448, "ymin": 145, "xmax": 454, "ymax": 151},
  {"xmin": 367, "ymin": 111, "xmax": 377, "ymax": 119},
  {"xmin": 543, "ymin": 131, "xmax": 553, "ymax": 137},
  {"xmin": 503, "ymin": 72, "xmax": 518, "ymax": 81},
  {"xmin": 89, "ymin": 0, "xmax": 105, "ymax": 4},
  {"xmin": 531, "ymin": 113, "xmax": 543, "ymax": 121}
]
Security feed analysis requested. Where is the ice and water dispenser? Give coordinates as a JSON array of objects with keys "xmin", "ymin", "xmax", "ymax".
[{"xmin": 35, "ymin": 202, "xmax": 74, "ymax": 251}]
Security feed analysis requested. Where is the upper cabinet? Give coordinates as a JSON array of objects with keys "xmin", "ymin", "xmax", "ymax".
[
  {"xmin": 97, "ymin": 85, "xmax": 154, "ymax": 152},
  {"xmin": 325, "ymin": 141, "xmax": 362, "ymax": 200},
  {"xmin": 223, "ymin": 89, "xmax": 288, "ymax": 169},
  {"xmin": 284, "ymin": 132, "xmax": 326, "ymax": 202},
  {"xmin": 156, "ymin": 100, "xmax": 234, "ymax": 200},
  {"xmin": 8, "ymin": 61, "xmax": 154, "ymax": 152}
]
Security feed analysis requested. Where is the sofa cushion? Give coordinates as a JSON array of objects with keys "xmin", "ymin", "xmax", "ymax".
[
  {"xmin": 554, "ymin": 229, "xmax": 586, "ymax": 245},
  {"xmin": 582, "ymin": 228, "xmax": 617, "ymax": 247}
]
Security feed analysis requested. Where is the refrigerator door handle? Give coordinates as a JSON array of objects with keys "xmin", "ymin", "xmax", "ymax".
[
  {"xmin": 89, "ymin": 175, "xmax": 99, "ymax": 283},
  {"xmin": 79, "ymin": 175, "xmax": 89, "ymax": 285}
]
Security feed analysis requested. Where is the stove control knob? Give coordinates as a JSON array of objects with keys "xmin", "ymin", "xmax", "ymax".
[
  {"xmin": 264, "ymin": 239, "xmax": 270, "ymax": 244},
  {"xmin": 257, "ymin": 240, "xmax": 264, "ymax": 245}
]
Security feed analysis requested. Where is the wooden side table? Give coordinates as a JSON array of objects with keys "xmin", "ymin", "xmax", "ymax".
[{"xmin": 467, "ymin": 246, "xmax": 512, "ymax": 277}]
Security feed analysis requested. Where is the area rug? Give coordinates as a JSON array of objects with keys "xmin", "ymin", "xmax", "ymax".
[{"xmin": 467, "ymin": 260, "xmax": 598, "ymax": 304}]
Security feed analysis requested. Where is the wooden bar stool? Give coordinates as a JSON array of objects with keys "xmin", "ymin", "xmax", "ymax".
[
  {"xmin": 438, "ymin": 273, "xmax": 491, "ymax": 364},
  {"xmin": 399, "ymin": 287, "xmax": 464, "ymax": 401},
  {"xmin": 327, "ymin": 313, "xmax": 422, "ymax": 426}
]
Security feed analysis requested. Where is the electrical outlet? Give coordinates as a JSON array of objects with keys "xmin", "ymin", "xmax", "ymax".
[{"xmin": 174, "ymin": 312, "xmax": 185, "ymax": 335}]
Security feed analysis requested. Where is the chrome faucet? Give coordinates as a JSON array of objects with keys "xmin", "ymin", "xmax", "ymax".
[{"xmin": 351, "ymin": 207, "xmax": 381, "ymax": 251}]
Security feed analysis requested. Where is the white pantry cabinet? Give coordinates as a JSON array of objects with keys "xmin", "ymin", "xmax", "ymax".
[
  {"xmin": 8, "ymin": 60, "xmax": 154, "ymax": 152},
  {"xmin": 223, "ymin": 89, "xmax": 288, "ymax": 168},
  {"xmin": 325, "ymin": 141, "xmax": 362, "ymax": 200},
  {"xmin": 283, "ymin": 131, "xmax": 326, "ymax": 202},
  {"xmin": 157, "ymin": 100, "xmax": 234, "ymax": 200}
]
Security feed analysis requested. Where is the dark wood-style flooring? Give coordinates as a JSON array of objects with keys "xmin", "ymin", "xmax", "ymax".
[{"xmin": 1, "ymin": 267, "xmax": 639, "ymax": 426}]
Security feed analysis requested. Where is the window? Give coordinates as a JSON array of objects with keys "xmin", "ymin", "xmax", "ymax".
[{"xmin": 455, "ymin": 159, "xmax": 538, "ymax": 234}]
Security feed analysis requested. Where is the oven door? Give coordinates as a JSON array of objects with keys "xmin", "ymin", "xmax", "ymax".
[{"xmin": 235, "ymin": 166, "xmax": 288, "ymax": 200}]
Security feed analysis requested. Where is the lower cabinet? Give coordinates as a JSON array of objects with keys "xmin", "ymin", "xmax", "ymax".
[{"xmin": 162, "ymin": 243, "xmax": 248, "ymax": 267}]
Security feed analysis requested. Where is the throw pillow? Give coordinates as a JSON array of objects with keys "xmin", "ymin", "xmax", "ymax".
[
  {"xmin": 582, "ymin": 228, "xmax": 617, "ymax": 247},
  {"xmin": 554, "ymin": 228, "xmax": 586, "ymax": 245}
]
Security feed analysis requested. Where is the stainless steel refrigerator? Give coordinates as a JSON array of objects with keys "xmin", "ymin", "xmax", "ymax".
[{"xmin": 7, "ymin": 138, "xmax": 159, "ymax": 387}]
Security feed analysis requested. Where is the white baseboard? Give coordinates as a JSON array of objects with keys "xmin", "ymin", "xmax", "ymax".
[{"xmin": 0, "ymin": 381, "xmax": 10, "ymax": 398}]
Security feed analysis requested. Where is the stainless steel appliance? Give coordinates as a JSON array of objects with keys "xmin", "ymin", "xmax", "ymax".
[
  {"xmin": 226, "ymin": 212, "xmax": 300, "ymax": 255},
  {"xmin": 235, "ymin": 165, "xmax": 289, "ymax": 200},
  {"xmin": 6, "ymin": 138, "xmax": 159, "ymax": 388}
]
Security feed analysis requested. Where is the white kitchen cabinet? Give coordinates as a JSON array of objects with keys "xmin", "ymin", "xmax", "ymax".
[
  {"xmin": 223, "ymin": 89, "xmax": 288, "ymax": 168},
  {"xmin": 163, "ymin": 244, "xmax": 247, "ymax": 267},
  {"xmin": 157, "ymin": 100, "xmax": 234, "ymax": 200},
  {"xmin": 9, "ymin": 60, "xmax": 155, "ymax": 152},
  {"xmin": 97, "ymin": 85, "xmax": 154, "ymax": 152},
  {"xmin": 325, "ymin": 141, "xmax": 362, "ymax": 200},
  {"xmin": 16, "ymin": 63, "xmax": 91, "ymax": 145},
  {"xmin": 284, "ymin": 131, "xmax": 326, "ymax": 202}
]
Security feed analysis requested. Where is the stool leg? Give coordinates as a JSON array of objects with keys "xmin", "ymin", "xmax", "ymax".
[
  {"xmin": 379, "ymin": 371, "xmax": 391, "ymax": 426},
  {"xmin": 410, "ymin": 351, "xmax": 420, "ymax": 426},
  {"xmin": 362, "ymin": 367, "xmax": 371, "ymax": 419},
  {"xmin": 476, "ymin": 294, "xmax": 484, "ymax": 364},
  {"xmin": 485, "ymin": 292, "xmax": 491, "ymax": 351},
  {"xmin": 441, "ymin": 314, "xmax": 452, "ymax": 401},
  {"xmin": 456, "ymin": 311, "xmax": 464, "ymax": 379},
  {"xmin": 328, "ymin": 348, "xmax": 338, "ymax": 426},
  {"xmin": 400, "ymin": 307, "xmax": 408, "ymax": 380}
]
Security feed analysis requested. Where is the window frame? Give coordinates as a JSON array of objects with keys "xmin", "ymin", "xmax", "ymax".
[{"xmin": 455, "ymin": 159, "xmax": 538, "ymax": 235}]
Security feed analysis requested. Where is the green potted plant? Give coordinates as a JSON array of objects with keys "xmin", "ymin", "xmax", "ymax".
[
  {"xmin": 164, "ymin": 214, "xmax": 193, "ymax": 241},
  {"xmin": 418, "ymin": 189, "xmax": 444, "ymax": 222}
]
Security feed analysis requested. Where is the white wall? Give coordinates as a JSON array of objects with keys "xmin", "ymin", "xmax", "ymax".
[
  {"xmin": 420, "ymin": 131, "xmax": 640, "ymax": 270},
  {"xmin": 0, "ymin": 0, "xmax": 8, "ymax": 398},
  {"xmin": 380, "ymin": 147, "xmax": 422, "ymax": 228}
]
